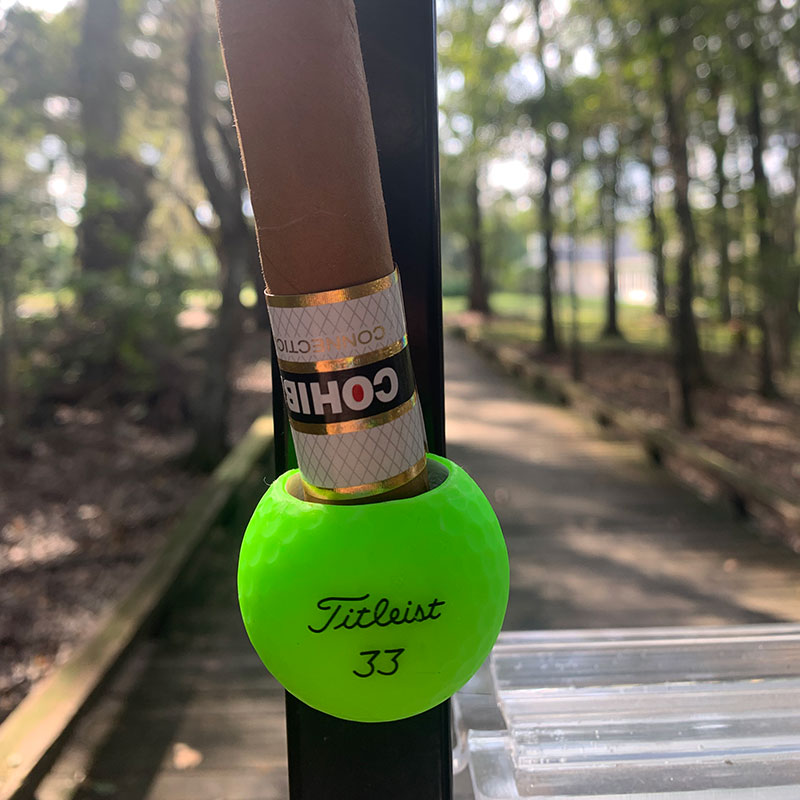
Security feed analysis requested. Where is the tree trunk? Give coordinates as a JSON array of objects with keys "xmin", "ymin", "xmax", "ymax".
[
  {"xmin": 727, "ymin": 188, "xmax": 748, "ymax": 336},
  {"xmin": 467, "ymin": 168, "xmax": 490, "ymax": 314},
  {"xmin": 713, "ymin": 141, "xmax": 733, "ymax": 324},
  {"xmin": 654, "ymin": 33, "xmax": 705, "ymax": 427},
  {"xmin": 533, "ymin": 0, "xmax": 558, "ymax": 353},
  {"xmin": 190, "ymin": 235, "xmax": 245, "ymax": 469},
  {"xmin": 186, "ymin": 17, "xmax": 262, "ymax": 467},
  {"xmin": 774, "ymin": 273, "xmax": 800, "ymax": 369},
  {"xmin": 663, "ymin": 93, "xmax": 704, "ymax": 385},
  {"xmin": 771, "ymin": 128, "xmax": 800, "ymax": 369},
  {"xmin": 0, "ymin": 228, "xmax": 19, "ymax": 446},
  {"xmin": 540, "ymin": 137, "xmax": 559, "ymax": 353},
  {"xmin": 601, "ymin": 154, "xmax": 622, "ymax": 338},
  {"xmin": 647, "ymin": 157, "xmax": 667, "ymax": 317},
  {"xmin": 213, "ymin": 115, "xmax": 270, "ymax": 331},
  {"xmin": 77, "ymin": 0, "xmax": 152, "ymax": 314},
  {"xmin": 708, "ymin": 71, "xmax": 733, "ymax": 325},
  {"xmin": 788, "ymin": 149, "xmax": 800, "ymax": 363},
  {"xmin": 568, "ymin": 191, "xmax": 582, "ymax": 382},
  {"xmin": 747, "ymin": 68, "xmax": 780, "ymax": 398}
]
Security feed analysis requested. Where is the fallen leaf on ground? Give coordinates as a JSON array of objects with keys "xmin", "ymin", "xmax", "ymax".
[{"xmin": 172, "ymin": 742, "xmax": 203, "ymax": 770}]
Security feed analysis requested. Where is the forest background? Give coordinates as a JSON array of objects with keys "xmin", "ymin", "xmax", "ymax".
[{"xmin": 1, "ymin": 0, "xmax": 799, "ymax": 719}]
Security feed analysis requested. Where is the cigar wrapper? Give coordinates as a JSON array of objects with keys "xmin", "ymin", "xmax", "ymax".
[{"xmin": 215, "ymin": 0, "xmax": 429, "ymax": 500}]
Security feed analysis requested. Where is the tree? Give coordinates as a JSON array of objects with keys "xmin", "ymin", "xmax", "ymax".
[
  {"xmin": 730, "ymin": 3, "xmax": 800, "ymax": 383},
  {"xmin": 565, "ymin": 169, "xmax": 585, "ymax": 381},
  {"xmin": 0, "ymin": 189, "xmax": 21, "ymax": 446},
  {"xmin": 438, "ymin": 0, "xmax": 517, "ymax": 314},
  {"xmin": 744, "ymin": 41, "xmax": 779, "ymax": 397},
  {"xmin": 646, "ymin": 148, "xmax": 668, "ymax": 317},
  {"xmin": 184, "ymin": 11, "xmax": 261, "ymax": 468},
  {"xmin": 0, "ymin": 6, "xmax": 75, "ymax": 442},
  {"xmin": 570, "ymin": 1, "xmax": 668, "ymax": 330},
  {"xmin": 707, "ymin": 69, "xmax": 734, "ymax": 323},
  {"xmin": 77, "ymin": 0, "xmax": 153, "ymax": 315},
  {"xmin": 567, "ymin": 69, "xmax": 635, "ymax": 340},
  {"xmin": 575, "ymin": 1, "xmax": 708, "ymax": 425},
  {"xmin": 530, "ymin": 0, "xmax": 562, "ymax": 352},
  {"xmin": 654, "ymin": 17, "xmax": 708, "ymax": 425}
]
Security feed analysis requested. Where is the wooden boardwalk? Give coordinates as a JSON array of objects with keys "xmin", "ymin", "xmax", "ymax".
[{"xmin": 39, "ymin": 335, "xmax": 800, "ymax": 800}]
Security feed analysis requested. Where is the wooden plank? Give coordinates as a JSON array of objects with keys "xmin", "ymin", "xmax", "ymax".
[
  {"xmin": 0, "ymin": 417, "xmax": 274, "ymax": 800},
  {"xmin": 129, "ymin": 767, "xmax": 288, "ymax": 800},
  {"xmin": 84, "ymin": 711, "xmax": 287, "ymax": 773}
]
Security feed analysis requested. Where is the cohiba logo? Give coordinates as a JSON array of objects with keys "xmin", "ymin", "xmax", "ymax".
[
  {"xmin": 275, "ymin": 326, "xmax": 386, "ymax": 356},
  {"xmin": 308, "ymin": 594, "xmax": 446, "ymax": 634},
  {"xmin": 282, "ymin": 368, "xmax": 399, "ymax": 416}
]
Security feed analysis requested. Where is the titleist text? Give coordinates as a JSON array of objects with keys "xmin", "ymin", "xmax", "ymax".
[{"xmin": 308, "ymin": 594, "xmax": 446, "ymax": 634}]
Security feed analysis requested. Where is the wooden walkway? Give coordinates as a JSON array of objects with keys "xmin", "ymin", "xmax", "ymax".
[
  {"xmin": 38, "ymin": 335, "xmax": 800, "ymax": 800},
  {"xmin": 445, "ymin": 336, "xmax": 800, "ymax": 630}
]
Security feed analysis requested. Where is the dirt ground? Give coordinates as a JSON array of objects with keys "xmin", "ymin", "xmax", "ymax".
[
  {"xmin": 538, "ymin": 346, "xmax": 800, "ymax": 502},
  {"xmin": 452, "ymin": 312, "xmax": 799, "ymax": 543},
  {"xmin": 0, "ymin": 330, "xmax": 272, "ymax": 724}
]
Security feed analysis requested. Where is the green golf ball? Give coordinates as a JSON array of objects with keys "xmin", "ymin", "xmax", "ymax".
[{"xmin": 237, "ymin": 454, "xmax": 509, "ymax": 723}]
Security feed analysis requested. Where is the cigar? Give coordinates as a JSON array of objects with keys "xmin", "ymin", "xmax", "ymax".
[{"xmin": 216, "ymin": 0, "xmax": 429, "ymax": 503}]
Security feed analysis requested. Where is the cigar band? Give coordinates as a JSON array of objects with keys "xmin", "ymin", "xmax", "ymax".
[{"xmin": 266, "ymin": 269, "xmax": 427, "ymax": 497}]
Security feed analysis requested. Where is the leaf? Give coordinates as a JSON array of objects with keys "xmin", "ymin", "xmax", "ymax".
[{"xmin": 172, "ymin": 742, "xmax": 203, "ymax": 770}]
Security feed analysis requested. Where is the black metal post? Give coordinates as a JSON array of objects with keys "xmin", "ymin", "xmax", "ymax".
[{"xmin": 273, "ymin": 1, "xmax": 449, "ymax": 797}]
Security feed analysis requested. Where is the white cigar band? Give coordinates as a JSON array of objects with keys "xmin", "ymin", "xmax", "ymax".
[{"xmin": 266, "ymin": 269, "xmax": 428, "ymax": 500}]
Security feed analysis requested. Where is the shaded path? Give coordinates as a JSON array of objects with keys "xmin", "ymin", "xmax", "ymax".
[
  {"xmin": 41, "ymin": 335, "xmax": 800, "ymax": 800},
  {"xmin": 445, "ymin": 335, "xmax": 800, "ymax": 629}
]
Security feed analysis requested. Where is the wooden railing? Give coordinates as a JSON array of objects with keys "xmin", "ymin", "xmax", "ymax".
[
  {"xmin": 0, "ymin": 417, "xmax": 274, "ymax": 800},
  {"xmin": 455, "ymin": 325, "xmax": 800, "ymax": 539}
]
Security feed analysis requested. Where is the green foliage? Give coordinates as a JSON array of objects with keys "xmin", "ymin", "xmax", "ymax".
[
  {"xmin": 10, "ymin": 255, "xmax": 188, "ymax": 412},
  {"xmin": 2, "ymin": 0, "xmax": 800, "ymax": 438},
  {"xmin": 439, "ymin": 0, "xmax": 521, "ymax": 293}
]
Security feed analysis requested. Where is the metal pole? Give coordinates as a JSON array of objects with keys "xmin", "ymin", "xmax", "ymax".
[{"xmin": 273, "ymin": 0, "xmax": 450, "ymax": 797}]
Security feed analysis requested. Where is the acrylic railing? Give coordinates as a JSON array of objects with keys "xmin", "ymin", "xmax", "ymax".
[{"xmin": 453, "ymin": 624, "xmax": 800, "ymax": 799}]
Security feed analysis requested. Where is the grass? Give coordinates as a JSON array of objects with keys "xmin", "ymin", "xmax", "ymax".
[
  {"xmin": 443, "ymin": 292, "xmax": 757, "ymax": 357},
  {"xmin": 12, "ymin": 289, "xmax": 217, "ymax": 325},
  {"xmin": 13, "ymin": 289, "xmax": 795, "ymax": 373}
]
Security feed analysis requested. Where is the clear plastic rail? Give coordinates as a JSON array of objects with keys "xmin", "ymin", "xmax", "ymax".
[{"xmin": 455, "ymin": 625, "xmax": 800, "ymax": 799}]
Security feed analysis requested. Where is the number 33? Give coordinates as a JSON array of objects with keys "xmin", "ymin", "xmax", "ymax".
[{"xmin": 353, "ymin": 648, "xmax": 405, "ymax": 678}]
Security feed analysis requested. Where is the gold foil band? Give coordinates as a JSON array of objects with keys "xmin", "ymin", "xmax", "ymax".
[
  {"xmin": 266, "ymin": 269, "xmax": 398, "ymax": 308},
  {"xmin": 301, "ymin": 456, "xmax": 427, "ymax": 501},
  {"xmin": 289, "ymin": 393, "xmax": 418, "ymax": 436},
  {"xmin": 268, "ymin": 266, "xmax": 423, "ymax": 498},
  {"xmin": 277, "ymin": 336, "xmax": 408, "ymax": 374}
]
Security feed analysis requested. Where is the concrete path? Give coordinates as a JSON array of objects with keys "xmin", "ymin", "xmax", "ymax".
[{"xmin": 42, "ymin": 334, "xmax": 800, "ymax": 800}]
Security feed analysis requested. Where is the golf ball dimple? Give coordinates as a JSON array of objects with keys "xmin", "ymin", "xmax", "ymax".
[{"xmin": 237, "ymin": 454, "xmax": 509, "ymax": 723}]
